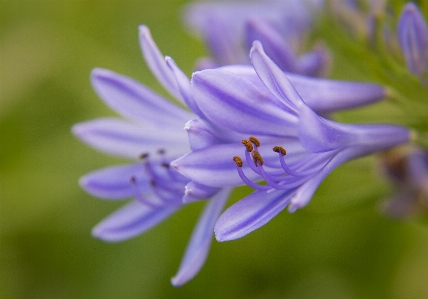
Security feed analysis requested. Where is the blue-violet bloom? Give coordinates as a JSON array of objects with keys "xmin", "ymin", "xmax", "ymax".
[
  {"xmin": 72, "ymin": 25, "xmax": 233, "ymax": 286},
  {"xmin": 183, "ymin": 0, "xmax": 329, "ymax": 76},
  {"xmin": 397, "ymin": 2, "xmax": 428, "ymax": 76},
  {"xmin": 172, "ymin": 41, "xmax": 411, "ymax": 241}
]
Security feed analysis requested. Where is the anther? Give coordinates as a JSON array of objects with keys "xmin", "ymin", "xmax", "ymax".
[
  {"xmin": 150, "ymin": 179, "xmax": 156, "ymax": 187},
  {"xmin": 157, "ymin": 148, "xmax": 166, "ymax": 155},
  {"xmin": 242, "ymin": 139, "xmax": 254, "ymax": 152},
  {"xmin": 233, "ymin": 156, "xmax": 243, "ymax": 167},
  {"xmin": 130, "ymin": 176, "xmax": 136, "ymax": 184},
  {"xmin": 161, "ymin": 162, "xmax": 170, "ymax": 168},
  {"xmin": 273, "ymin": 146, "xmax": 286, "ymax": 156},
  {"xmin": 252, "ymin": 150, "xmax": 264, "ymax": 166},
  {"xmin": 139, "ymin": 153, "xmax": 149, "ymax": 159},
  {"xmin": 249, "ymin": 136, "xmax": 261, "ymax": 147}
]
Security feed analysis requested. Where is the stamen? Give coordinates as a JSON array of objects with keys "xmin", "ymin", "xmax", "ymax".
[
  {"xmin": 252, "ymin": 150, "xmax": 264, "ymax": 166},
  {"xmin": 242, "ymin": 139, "xmax": 254, "ymax": 152},
  {"xmin": 273, "ymin": 146, "xmax": 286, "ymax": 156},
  {"xmin": 157, "ymin": 148, "xmax": 166, "ymax": 155},
  {"xmin": 130, "ymin": 176, "xmax": 159, "ymax": 208},
  {"xmin": 139, "ymin": 152, "xmax": 149, "ymax": 159},
  {"xmin": 249, "ymin": 136, "xmax": 261, "ymax": 147},
  {"xmin": 233, "ymin": 156, "xmax": 243, "ymax": 167}
]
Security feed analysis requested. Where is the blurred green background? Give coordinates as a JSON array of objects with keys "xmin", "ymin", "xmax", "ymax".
[{"xmin": 1, "ymin": 1, "xmax": 428, "ymax": 298}]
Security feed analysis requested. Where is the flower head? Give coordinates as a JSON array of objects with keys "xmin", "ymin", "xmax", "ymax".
[
  {"xmin": 183, "ymin": 0, "xmax": 329, "ymax": 76},
  {"xmin": 73, "ymin": 25, "xmax": 232, "ymax": 286},
  {"xmin": 172, "ymin": 41, "xmax": 410, "ymax": 241}
]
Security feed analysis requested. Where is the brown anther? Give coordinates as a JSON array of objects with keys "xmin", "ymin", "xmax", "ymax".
[
  {"xmin": 233, "ymin": 156, "xmax": 243, "ymax": 167},
  {"xmin": 150, "ymin": 179, "xmax": 156, "ymax": 187},
  {"xmin": 273, "ymin": 146, "xmax": 286, "ymax": 156},
  {"xmin": 252, "ymin": 150, "xmax": 264, "ymax": 166},
  {"xmin": 130, "ymin": 176, "xmax": 136, "ymax": 184},
  {"xmin": 157, "ymin": 149, "xmax": 166, "ymax": 155},
  {"xmin": 249, "ymin": 136, "xmax": 261, "ymax": 147},
  {"xmin": 161, "ymin": 162, "xmax": 170, "ymax": 168},
  {"xmin": 139, "ymin": 153, "xmax": 149, "ymax": 159},
  {"xmin": 242, "ymin": 139, "xmax": 254, "ymax": 152}
]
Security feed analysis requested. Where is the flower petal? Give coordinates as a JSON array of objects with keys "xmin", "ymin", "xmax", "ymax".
[
  {"xmin": 397, "ymin": 3, "xmax": 428, "ymax": 76},
  {"xmin": 250, "ymin": 40, "xmax": 303, "ymax": 110},
  {"xmin": 92, "ymin": 200, "xmax": 181, "ymax": 242},
  {"xmin": 183, "ymin": 181, "xmax": 220, "ymax": 203},
  {"xmin": 245, "ymin": 18, "xmax": 298, "ymax": 72},
  {"xmin": 72, "ymin": 118, "xmax": 188, "ymax": 159},
  {"xmin": 171, "ymin": 143, "xmax": 258, "ymax": 187},
  {"xmin": 91, "ymin": 68, "xmax": 192, "ymax": 127},
  {"xmin": 214, "ymin": 189, "xmax": 293, "ymax": 241},
  {"xmin": 79, "ymin": 163, "xmax": 149, "ymax": 200},
  {"xmin": 139, "ymin": 25, "xmax": 185, "ymax": 102},
  {"xmin": 171, "ymin": 188, "xmax": 230, "ymax": 286},
  {"xmin": 184, "ymin": 119, "xmax": 221, "ymax": 151},
  {"xmin": 191, "ymin": 68, "xmax": 298, "ymax": 137}
]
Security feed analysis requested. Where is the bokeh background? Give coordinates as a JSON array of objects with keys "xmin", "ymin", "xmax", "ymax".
[{"xmin": 1, "ymin": 1, "xmax": 428, "ymax": 298}]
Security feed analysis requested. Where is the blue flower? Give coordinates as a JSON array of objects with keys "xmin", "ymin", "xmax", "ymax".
[
  {"xmin": 381, "ymin": 147, "xmax": 428, "ymax": 218},
  {"xmin": 397, "ymin": 2, "xmax": 428, "ymax": 76},
  {"xmin": 172, "ymin": 41, "xmax": 410, "ymax": 241},
  {"xmin": 73, "ymin": 25, "xmax": 232, "ymax": 286},
  {"xmin": 183, "ymin": 0, "xmax": 328, "ymax": 75}
]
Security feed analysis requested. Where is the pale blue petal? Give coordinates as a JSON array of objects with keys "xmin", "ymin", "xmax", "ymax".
[
  {"xmin": 91, "ymin": 68, "xmax": 193, "ymax": 127},
  {"xmin": 397, "ymin": 3, "xmax": 428, "ymax": 76},
  {"xmin": 92, "ymin": 200, "xmax": 181, "ymax": 242},
  {"xmin": 191, "ymin": 69, "xmax": 298, "ymax": 137},
  {"xmin": 245, "ymin": 18, "xmax": 298, "ymax": 72},
  {"xmin": 250, "ymin": 40, "xmax": 303, "ymax": 110},
  {"xmin": 214, "ymin": 189, "xmax": 293, "ymax": 241},
  {"xmin": 219, "ymin": 65, "xmax": 386, "ymax": 113},
  {"xmin": 171, "ymin": 143, "xmax": 260, "ymax": 187},
  {"xmin": 171, "ymin": 188, "xmax": 230, "ymax": 286},
  {"xmin": 139, "ymin": 25, "xmax": 185, "ymax": 102},
  {"xmin": 184, "ymin": 119, "xmax": 221, "ymax": 151},
  {"xmin": 165, "ymin": 57, "xmax": 203, "ymax": 117},
  {"xmin": 183, "ymin": 181, "xmax": 220, "ymax": 203},
  {"xmin": 72, "ymin": 118, "xmax": 188, "ymax": 159},
  {"xmin": 80, "ymin": 163, "xmax": 149, "ymax": 200}
]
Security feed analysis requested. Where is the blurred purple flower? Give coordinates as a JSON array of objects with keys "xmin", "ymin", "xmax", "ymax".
[
  {"xmin": 183, "ymin": 0, "xmax": 329, "ymax": 76},
  {"xmin": 381, "ymin": 147, "xmax": 428, "ymax": 218},
  {"xmin": 73, "ymin": 25, "xmax": 232, "ymax": 286},
  {"xmin": 397, "ymin": 2, "xmax": 428, "ymax": 76},
  {"xmin": 172, "ymin": 41, "xmax": 410, "ymax": 241}
]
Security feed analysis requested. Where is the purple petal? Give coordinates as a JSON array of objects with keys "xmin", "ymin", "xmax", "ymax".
[
  {"xmin": 80, "ymin": 163, "xmax": 149, "ymax": 200},
  {"xmin": 250, "ymin": 40, "xmax": 303, "ymax": 110},
  {"xmin": 214, "ymin": 189, "xmax": 293, "ymax": 241},
  {"xmin": 298, "ymin": 104, "xmax": 410, "ymax": 153},
  {"xmin": 165, "ymin": 57, "xmax": 203, "ymax": 117},
  {"xmin": 92, "ymin": 200, "xmax": 181, "ymax": 242},
  {"xmin": 184, "ymin": 119, "xmax": 221, "ymax": 151},
  {"xmin": 245, "ymin": 18, "xmax": 298, "ymax": 72},
  {"xmin": 397, "ymin": 3, "xmax": 428, "ymax": 76},
  {"xmin": 191, "ymin": 69, "xmax": 298, "ymax": 137},
  {"xmin": 171, "ymin": 188, "xmax": 230, "ymax": 286},
  {"xmin": 286, "ymin": 72, "xmax": 385, "ymax": 114},
  {"xmin": 72, "ymin": 118, "xmax": 188, "ymax": 159},
  {"xmin": 298, "ymin": 44, "xmax": 330, "ymax": 77},
  {"xmin": 171, "ymin": 143, "xmax": 259, "ymax": 187},
  {"xmin": 91, "ymin": 68, "xmax": 193, "ymax": 127},
  {"xmin": 219, "ymin": 65, "xmax": 386, "ymax": 113},
  {"xmin": 139, "ymin": 25, "xmax": 184, "ymax": 102},
  {"xmin": 183, "ymin": 181, "xmax": 220, "ymax": 203}
]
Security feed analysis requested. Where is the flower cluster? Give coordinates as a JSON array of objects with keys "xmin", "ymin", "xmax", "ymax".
[{"xmin": 74, "ymin": 0, "xmax": 427, "ymax": 286}]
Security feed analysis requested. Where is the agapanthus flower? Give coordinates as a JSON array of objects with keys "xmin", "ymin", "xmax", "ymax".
[
  {"xmin": 397, "ymin": 2, "xmax": 428, "ymax": 76},
  {"xmin": 183, "ymin": 0, "xmax": 329, "ymax": 76},
  {"xmin": 72, "ymin": 25, "xmax": 233, "ymax": 287},
  {"xmin": 172, "ymin": 41, "xmax": 411, "ymax": 241},
  {"xmin": 380, "ymin": 147, "xmax": 428, "ymax": 218}
]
